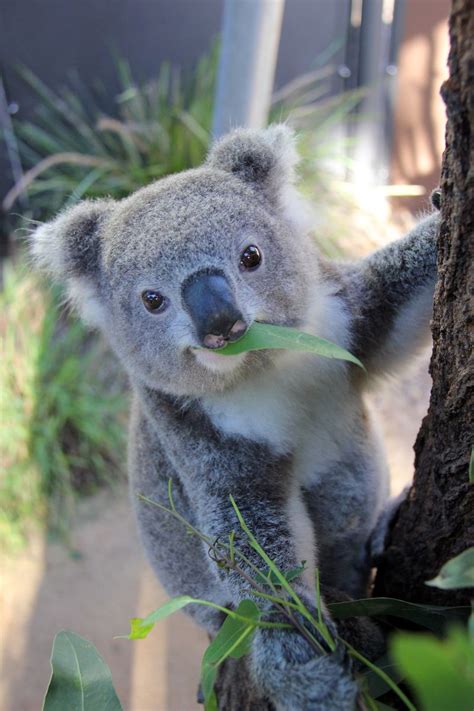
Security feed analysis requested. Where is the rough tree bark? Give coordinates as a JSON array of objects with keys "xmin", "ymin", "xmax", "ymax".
[{"xmin": 373, "ymin": 0, "xmax": 474, "ymax": 605}]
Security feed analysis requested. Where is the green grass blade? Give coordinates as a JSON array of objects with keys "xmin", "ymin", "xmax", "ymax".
[{"xmin": 342, "ymin": 639, "xmax": 416, "ymax": 711}]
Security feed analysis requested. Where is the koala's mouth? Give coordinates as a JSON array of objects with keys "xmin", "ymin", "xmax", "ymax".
[{"xmin": 200, "ymin": 319, "xmax": 248, "ymax": 350}]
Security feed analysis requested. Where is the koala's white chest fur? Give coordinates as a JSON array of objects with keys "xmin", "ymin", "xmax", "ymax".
[
  {"xmin": 202, "ymin": 351, "xmax": 359, "ymax": 482},
  {"xmin": 202, "ymin": 348, "xmax": 389, "ymax": 589},
  {"xmin": 202, "ymin": 281, "xmax": 361, "ymax": 476}
]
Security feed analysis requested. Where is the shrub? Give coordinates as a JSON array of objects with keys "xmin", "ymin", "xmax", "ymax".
[{"xmin": 0, "ymin": 262, "xmax": 127, "ymax": 549}]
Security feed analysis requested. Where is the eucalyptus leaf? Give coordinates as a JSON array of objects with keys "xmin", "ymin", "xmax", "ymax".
[
  {"xmin": 359, "ymin": 652, "xmax": 405, "ymax": 700},
  {"xmin": 201, "ymin": 665, "xmax": 218, "ymax": 711},
  {"xmin": 329, "ymin": 596, "xmax": 470, "ymax": 634},
  {"xmin": 203, "ymin": 600, "xmax": 259, "ymax": 665},
  {"xmin": 43, "ymin": 630, "xmax": 122, "ymax": 711},
  {"xmin": 426, "ymin": 547, "xmax": 474, "ymax": 590},
  {"xmin": 215, "ymin": 322, "xmax": 364, "ymax": 369},
  {"xmin": 391, "ymin": 628, "xmax": 474, "ymax": 711},
  {"xmin": 126, "ymin": 595, "xmax": 196, "ymax": 639},
  {"xmin": 201, "ymin": 599, "xmax": 259, "ymax": 710},
  {"xmin": 360, "ymin": 688, "xmax": 397, "ymax": 711},
  {"xmin": 125, "ymin": 594, "xmax": 263, "ymax": 641},
  {"xmin": 344, "ymin": 641, "xmax": 415, "ymax": 710},
  {"xmin": 127, "ymin": 618, "xmax": 156, "ymax": 640}
]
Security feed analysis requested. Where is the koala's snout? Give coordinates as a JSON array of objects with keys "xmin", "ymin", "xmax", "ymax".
[{"xmin": 181, "ymin": 269, "xmax": 247, "ymax": 349}]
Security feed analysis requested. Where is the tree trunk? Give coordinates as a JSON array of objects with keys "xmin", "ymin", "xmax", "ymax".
[
  {"xmin": 216, "ymin": 2, "xmax": 473, "ymax": 705},
  {"xmin": 373, "ymin": 0, "xmax": 474, "ymax": 606}
]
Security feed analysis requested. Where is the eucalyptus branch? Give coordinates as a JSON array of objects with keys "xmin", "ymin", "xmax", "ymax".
[
  {"xmin": 214, "ymin": 542, "xmax": 327, "ymax": 655},
  {"xmin": 339, "ymin": 638, "xmax": 416, "ymax": 711},
  {"xmin": 138, "ymin": 493, "xmax": 214, "ymax": 546},
  {"xmin": 138, "ymin": 486, "xmax": 329, "ymax": 655}
]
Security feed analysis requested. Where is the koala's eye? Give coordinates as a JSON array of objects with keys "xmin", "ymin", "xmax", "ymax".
[
  {"xmin": 141, "ymin": 289, "xmax": 167, "ymax": 313},
  {"xmin": 240, "ymin": 245, "xmax": 262, "ymax": 271}
]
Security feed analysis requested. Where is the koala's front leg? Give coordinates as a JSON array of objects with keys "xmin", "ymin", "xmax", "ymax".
[
  {"xmin": 189, "ymin": 455, "xmax": 358, "ymax": 710},
  {"xmin": 146, "ymin": 390, "xmax": 358, "ymax": 710},
  {"xmin": 251, "ymin": 627, "xmax": 356, "ymax": 711},
  {"xmin": 346, "ymin": 211, "xmax": 440, "ymax": 377},
  {"xmin": 171, "ymin": 430, "xmax": 311, "ymax": 598}
]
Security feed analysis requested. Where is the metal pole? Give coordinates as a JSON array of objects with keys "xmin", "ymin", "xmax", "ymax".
[
  {"xmin": 212, "ymin": 0, "xmax": 286, "ymax": 138},
  {"xmin": 384, "ymin": 0, "xmax": 406, "ymax": 167},
  {"xmin": 352, "ymin": 0, "xmax": 385, "ymax": 185}
]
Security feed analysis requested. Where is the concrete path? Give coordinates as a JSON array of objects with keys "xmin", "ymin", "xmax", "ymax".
[{"xmin": 0, "ymin": 492, "xmax": 207, "ymax": 711}]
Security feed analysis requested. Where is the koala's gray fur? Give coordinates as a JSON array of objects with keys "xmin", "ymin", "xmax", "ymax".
[{"xmin": 32, "ymin": 125, "xmax": 440, "ymax": 710}]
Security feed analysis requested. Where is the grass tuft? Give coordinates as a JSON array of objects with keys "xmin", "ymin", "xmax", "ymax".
[{"xmin": 0, "ymin": 262, "xmax": 127, "ymax": 550}]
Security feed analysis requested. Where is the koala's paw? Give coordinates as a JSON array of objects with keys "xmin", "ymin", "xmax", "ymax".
[{"xmin": 250, "ymin": 616, "xmax": 357, "ymax": 711}]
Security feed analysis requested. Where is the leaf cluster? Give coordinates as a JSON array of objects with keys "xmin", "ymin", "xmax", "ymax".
[
  {"xmin": 123, "ymin": 488, "xmax": 473, "ymax": 710},
  {"xmin": 41, "ymin": 495, "xmax": 473, "ymax": 711}
]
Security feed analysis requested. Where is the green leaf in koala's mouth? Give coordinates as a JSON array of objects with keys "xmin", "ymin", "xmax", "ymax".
[{"xmin": 214, "ymin": 322, "xmax": 365, "ymax": 369}]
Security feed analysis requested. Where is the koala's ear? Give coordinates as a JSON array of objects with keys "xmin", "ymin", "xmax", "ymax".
[
  {"xmin": 206, "ymin": 124, "xmax": 299, "ymax": 204},
  {"xmin": 31, "ymin": 199, "xmax": 115, "ymax": 327}
]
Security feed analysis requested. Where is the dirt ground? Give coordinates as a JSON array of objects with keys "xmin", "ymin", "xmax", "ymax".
[{"xmin": 0, "ymin": 352, "xmax": 431, "ymax": 711}]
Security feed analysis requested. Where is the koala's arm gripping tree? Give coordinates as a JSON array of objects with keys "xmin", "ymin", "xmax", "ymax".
[{"xmin": 346, "ymin": 212, "xmax": 440, "ymax": 378}]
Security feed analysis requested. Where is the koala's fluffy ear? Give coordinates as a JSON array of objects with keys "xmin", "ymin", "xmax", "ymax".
[
  {"xmin": 206, "ymin": 125, "xmax": 299, "ymax": 204},
  {"xmin": 31, "ymin": 199, "xmax": 114, "ymax": 327}
]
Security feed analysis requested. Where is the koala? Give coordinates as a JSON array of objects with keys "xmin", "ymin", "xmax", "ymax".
[{"xmin": 32, "ymin": 125, "xmax": 439, "ymax": 710}]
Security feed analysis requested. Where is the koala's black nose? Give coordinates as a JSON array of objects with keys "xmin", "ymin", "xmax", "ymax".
[{"xmin": 182, "ymin": 270, "xmax": 247, "ymax": 349}]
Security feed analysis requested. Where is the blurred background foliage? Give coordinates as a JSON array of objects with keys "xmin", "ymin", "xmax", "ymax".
[
  {"xmin": 0, "ymin": 264, "xmax": 127, "ymax": 549},
  {"xmin": 3, "ymin": 42, "xmax": 219, "ymax": 221},
  {"xmin": 3, "ymin": 40, "xmax": 362, "ymax": 233}
]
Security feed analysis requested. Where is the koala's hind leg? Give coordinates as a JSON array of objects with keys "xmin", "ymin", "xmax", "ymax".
[{"xmin": 211, "ymin": 587, "xmax": 385, "ymax": 711}]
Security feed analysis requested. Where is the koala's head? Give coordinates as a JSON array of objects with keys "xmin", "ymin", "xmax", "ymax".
[{"xmin": 32, "ymin": 125, "xmax": 319, "ymax": 396}]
